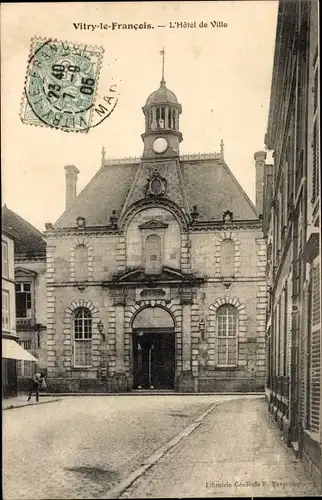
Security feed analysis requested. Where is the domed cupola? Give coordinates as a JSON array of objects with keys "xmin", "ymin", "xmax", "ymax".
[
  {"xmin": 146, "ymin": 81, "xmax": 179, "ymax": 106},
  {"xmin": 141, "ymin": 49, "xmax": 182, "ymax": 159}
]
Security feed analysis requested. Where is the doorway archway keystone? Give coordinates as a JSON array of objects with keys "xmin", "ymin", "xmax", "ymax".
[{"xmin": 131, "ymin": 305, "xmax": 176, "ymax": 390}]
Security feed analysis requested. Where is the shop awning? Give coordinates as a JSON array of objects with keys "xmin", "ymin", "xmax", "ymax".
[{"xmin": 2, "ymin": 338, "xmax": 38, "ymax": 362}]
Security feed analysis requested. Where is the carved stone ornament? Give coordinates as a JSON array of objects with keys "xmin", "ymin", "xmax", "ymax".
[
  {"xmin": 110, "ymin": 210, "xmax": 118, "ymax": 228},
  {"xmin": 190, "ymin": 205, "xmax": 199, "ymax": 221},
  {"xmin": 76, "ymin": 216, "xmax": 86, "ymax": 229},
  {"xmin": 146, "ymin": 169, "xmax": 167, "ymax": 197},
  {"xmin": 139, "ymin": 219, "xmax": 169, "ymax": 230},
  {"xmin": 223, "ymin": 280, "xmax": 232, "ymax": 289},
  {"xmin": 140, "ymin": 288, "xmax": 167, "ymax": 298},
  {"xmin": 223, "ymin": 210, "xmax": 233, "ymax": 223}
]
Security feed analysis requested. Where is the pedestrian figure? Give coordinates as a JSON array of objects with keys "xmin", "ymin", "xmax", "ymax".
[{"xmin": 27, "ymin": 372, "xmax": 45, "ymax": 402}]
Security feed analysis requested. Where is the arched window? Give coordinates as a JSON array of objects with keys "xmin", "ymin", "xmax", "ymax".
[
  {"xmin": 74, "ymin": 244, "xmax": 88, "ymax": 281},
  {"xmin": 73, "ymin": 307, "xmax": 92, "ymax": 367},
  {"xmin": 217, "ymin": 305, "xmax": 238, "ymax": 366},
  {"xmin": 145, "ymin": 234, "xmax": 162, "ymax": 274},
  {"xmin": 220, "ymin": 239, "xmax": 235, "ymax": 277}
]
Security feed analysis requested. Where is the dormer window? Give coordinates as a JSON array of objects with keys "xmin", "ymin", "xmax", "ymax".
[
  {"xmin": 16, "ymin": 282, "xmax": 32, "ymax": 318},
  {"xmin": 145, "ymin": 234, "xmax": 162, "ymax": 275}
]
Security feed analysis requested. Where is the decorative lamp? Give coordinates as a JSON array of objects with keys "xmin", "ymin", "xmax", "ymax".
[{"xmin": 97, "ymin": 320, "xmax": 105, "ymax": 340}]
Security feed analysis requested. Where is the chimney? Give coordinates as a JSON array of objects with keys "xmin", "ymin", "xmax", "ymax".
[
  {"xmin": 254, "ymin": 151, "xmax": 267, "ymax": 217},
  {"xmin": 64, "ymin": 165, "xmax": 79, "ymax": 210}
]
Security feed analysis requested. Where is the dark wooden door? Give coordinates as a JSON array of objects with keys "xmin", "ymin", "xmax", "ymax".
[{"xmin": 133, "ymin": 330, "xmax": 175, "ymax": 389}]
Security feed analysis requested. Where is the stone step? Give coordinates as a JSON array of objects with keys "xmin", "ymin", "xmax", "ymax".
[{"xmin": 36, "ymin": 391, "xmax": 265, "ymax": 397}]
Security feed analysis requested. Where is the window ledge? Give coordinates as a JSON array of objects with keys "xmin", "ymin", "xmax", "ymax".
[{"xmin": 215, "ymin": 366, "xmax": 238, "ymax": 371}]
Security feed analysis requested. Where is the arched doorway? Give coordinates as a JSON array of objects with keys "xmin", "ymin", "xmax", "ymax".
[{"xmin": 132, "ymin": 307, "xmax": 175, "ymax": 390}]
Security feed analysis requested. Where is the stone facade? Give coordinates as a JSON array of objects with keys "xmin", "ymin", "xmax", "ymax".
[
  {"xmin": 2, "ymin": 229, "xmax": 18, "ymax": 397},
  {"xmin": 264, "ymin": 0, "xmax": 321, "ymax": 491},
  {"xmin": 2, "ymin": 206, "xmax": 47, "ymax": 386},
  {"xmin": 44, "ymin": 74, "xmax": 267, "ymax": 394},
  {"xmin": 45, "ymin": 220, "xmax": 266, "ymax": 393}
]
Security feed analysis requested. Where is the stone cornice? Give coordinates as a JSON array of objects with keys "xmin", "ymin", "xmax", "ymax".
[
  {"xmin": 47, "ymin": 276, "xmax": 266, "ymax": 288},
  {"xmin": 44, "ymin": 219, "xmax": 262, "ymax": 237},
  {"xmin": 189, "ymin": 219, "xmax": 262, "ymax": 231},
  {"xmin": 44, "ymin": 227, "xmax": 121, "ymax": 237},
  {"xmin": 15, "ymin": 255, "xmax": 46, "ymax": 262}
]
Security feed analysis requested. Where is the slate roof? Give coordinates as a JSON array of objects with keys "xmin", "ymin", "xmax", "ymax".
[
  {"xmin": 146, "ymin": 82, "xmax": 178, "ymax": 106},
  {"xmin": 182, "ymin": 160, "xmax": 257, "ymax": 220},
  {"xmin": 2, "ymin": 206, "xmax": 46, "ymax": 257},
  {"xmin": 56, "ymin": 163, "xmax": 138, "ymax": 227},
  {"xmin": 55, "ymin": 155, "xmax": 258, "ymax": 229}
]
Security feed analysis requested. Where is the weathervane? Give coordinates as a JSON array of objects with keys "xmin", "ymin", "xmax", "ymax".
[{"xmin": 160, "ymin": 48, "xmax": 165, "ymax": 84}]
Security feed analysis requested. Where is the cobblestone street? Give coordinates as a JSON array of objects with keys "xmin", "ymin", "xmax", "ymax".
[
  {"xmin": 119, "ymin": 397, "xmax": 319, "ymax": 498},
  {"xmin": 3, "ymin": 394, "xmax": 235, "ymax": 499},
  {"xmin": 3, "ymin": 395, "xmax": 319, "ymax": 499}
]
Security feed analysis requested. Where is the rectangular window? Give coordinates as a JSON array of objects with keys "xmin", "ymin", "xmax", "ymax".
[
  {"xmin": 19, "ymin": 340, "xmax": 32, "ymax": 350},
  {"xmin": 2, "ymin": 240, "xmax": 9, "ymax": 278},
  {"xmin": 312, "ymin": 120, "xmax": 320, "ymax": 203},
  {"xmin": 73, "ymin": 308, "xmax": 92, "ymax": 367},
  {"xmin": 217, "ymin": 306, "xmax": 238, "ymax": 367},
  {"xmin": 74, "ymin": 317, "xmax": 92, "ymax": 339},
  {"xmin": 279, "ymin": 291, "xmax": 285, "ymax": 376},
  {"xmin": 275, "ymin": 302, "xmax": 280, "ymax": 377},
  {"xmin": 15, "ymin": 282, "xmax": 32, "ymax": 318},
  {"xmin": 74, "ymin": 341, "xmax": 92, "ymax": 367},
  {"xmin": 2, "ymin": 289, "xmax": 10, "ymax": 330},
  {"xmin": 17, "ymin": 360, "xmax": 34, "ymax": 378},
  {"xmin": 283, "ymin": 285, "xmax": 288, "ymax": 377},
  {"xmin": 275, "ymin": 199, "xmax": 280, "ymax": 258},
  {"xmin": 308, "ymin": 260, "xmax": 321, "ymax": 432}
]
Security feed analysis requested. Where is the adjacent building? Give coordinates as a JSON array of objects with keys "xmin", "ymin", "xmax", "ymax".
[
  {"xmin": 264, "ymin": 0, "xmax": 321, "ymax": 490},
  {"xmin": 43, "ymin": 73, "xmax": 267, "ymax": 393},
  {"xmin": 2, "ymin": 228, "xmax": 18, "ymax": 397},
  {"xmin": 2, "ymin": 206, "xmax": 47, "ymax": 385},
  {"xmin": 2, "ymin": 215, "xmax": 38, "ymax": 398}
]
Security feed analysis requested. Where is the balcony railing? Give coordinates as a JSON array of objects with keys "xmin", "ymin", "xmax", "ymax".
[{"xmin": 16, "ymin": 318, "xmax": 36, "ymax": 330}]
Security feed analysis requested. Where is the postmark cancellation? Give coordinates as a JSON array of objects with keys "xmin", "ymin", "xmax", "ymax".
[{"xmin": 21, "ymin": 37, "xmax": 104, "ymax": 132}]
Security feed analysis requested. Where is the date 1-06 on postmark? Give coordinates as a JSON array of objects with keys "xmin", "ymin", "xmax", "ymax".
[{"xmin": 21, "ymin": 38, "xmax": 104, "ymax": 132}]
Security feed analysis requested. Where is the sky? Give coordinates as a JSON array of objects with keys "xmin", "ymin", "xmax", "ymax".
[{"xmin": 1, "ymin": 1, "xmax": 278, "ymax": 232}]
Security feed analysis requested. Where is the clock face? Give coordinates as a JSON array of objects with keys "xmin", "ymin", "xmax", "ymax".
[{"xmin": 152, "ymin": 137, "xmax": 168, "ymax": 154}]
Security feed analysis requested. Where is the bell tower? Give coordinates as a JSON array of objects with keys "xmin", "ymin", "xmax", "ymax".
[{"xmin": 141, "ymin": 49, "xmax": 183, "ymax": 160}]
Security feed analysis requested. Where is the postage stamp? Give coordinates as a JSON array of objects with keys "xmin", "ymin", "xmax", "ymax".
[{"xmin": 21, "ymin": 38, "xmax": 104, "ymax": 132}]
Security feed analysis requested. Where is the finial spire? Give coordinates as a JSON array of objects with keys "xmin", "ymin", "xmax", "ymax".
[
  {"xmin": 220, "ymin": 139, "xmax": 224, "ymax": 159},
  {"xmin": 160, "ymin": 48, "xmax": 165, "ymax": 86},
  {"xmin": 101, "ymin": 146, "xmax": 106, "ymax": 166}
]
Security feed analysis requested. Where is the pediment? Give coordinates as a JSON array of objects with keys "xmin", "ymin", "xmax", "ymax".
[
  {"xmin": 111, "ymin": 266, "xmax": 203, "ymax": 285},
  {"xmin": 139, "ymin": 219, "xmax": 169, "ymax": 230},
  {"xmin": 15, "ymin": 267, "xmax": 37, "ymax": 277}
]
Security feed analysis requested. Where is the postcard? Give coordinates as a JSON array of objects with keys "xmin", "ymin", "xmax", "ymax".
[{"xmin": 2, "ymin": 1, "xmax": 321, "ymax": 499}]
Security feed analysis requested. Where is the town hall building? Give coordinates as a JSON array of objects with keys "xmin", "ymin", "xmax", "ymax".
[{"xmin": 44, "ymin": 71, "xmax": 268, "ymax": 392}]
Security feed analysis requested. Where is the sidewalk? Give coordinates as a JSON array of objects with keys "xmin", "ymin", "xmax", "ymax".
[
  {"xmin": 3, "ymin": 393, "xmax": 61, "ymax": 410},
  {"xmin": 119, "ymin": 396, "xmax": 319, "ymax": 498}
]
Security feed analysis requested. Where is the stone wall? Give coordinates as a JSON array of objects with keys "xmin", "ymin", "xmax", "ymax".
[{"xmin": 45, "ymin": 216, "xmax": 266, "ymax": 393}]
